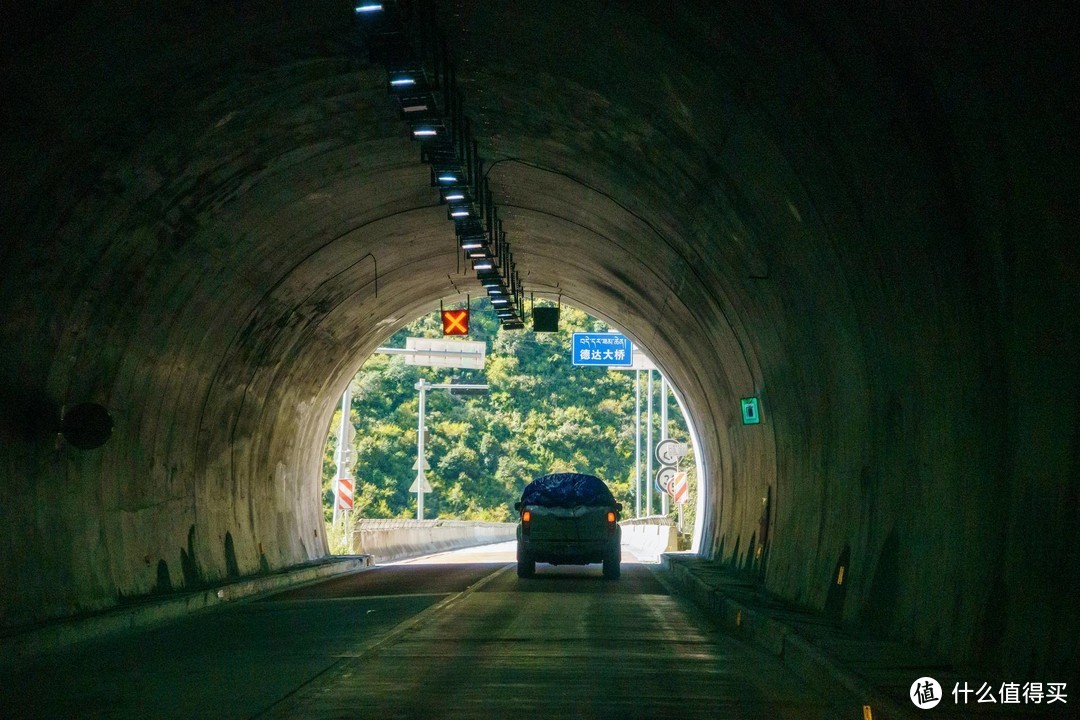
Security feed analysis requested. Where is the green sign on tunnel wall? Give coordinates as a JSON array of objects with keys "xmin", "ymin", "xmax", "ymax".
[{"xmin": 741, "ymin": 397, "xmax": 761, "ymax": 425}]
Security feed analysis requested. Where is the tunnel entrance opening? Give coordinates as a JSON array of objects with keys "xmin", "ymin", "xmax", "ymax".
[{"xmin": 317, "ymin": 296, "xmax": 703, "ymax": 562}]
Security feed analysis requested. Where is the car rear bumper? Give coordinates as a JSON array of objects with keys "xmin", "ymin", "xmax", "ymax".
[{"xmin": 519, "ymin": 537, "xmax": 618, "ymax": 565}]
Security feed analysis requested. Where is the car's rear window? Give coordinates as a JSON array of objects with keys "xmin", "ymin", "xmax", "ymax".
[{"xmin": 519, "ymin": 472, "xmax": 616, "ymax": 508}]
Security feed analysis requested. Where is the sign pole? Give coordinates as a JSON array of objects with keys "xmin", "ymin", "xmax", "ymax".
[
  {"xmin": 634, "ymin": 369, "xmax": 642, "ymax": 518},
  {"xmin": 415, "ymin": 379, "xmax": 427, "ymax": 520},
  {"xmin": 646, "ymin": 369, "xmax": 654, "ymax": 517},
  {"xmin": 332, "ymin": 386, "xmax": 351, "ymax": 527},
  {"xmin": 660, "ymin": 376, "xmax": 670, "ymax": 516},
  {"xmin": 408, "ymin": 381, "xmax": 484, "ymax": 518}
]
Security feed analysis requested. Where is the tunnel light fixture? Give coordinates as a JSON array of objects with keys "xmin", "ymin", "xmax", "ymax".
[
  {"xmin": 466, "ymin": 247, "xmax": 494, "ymax": 260},
  {"xmin": 397, "ymin": 91, "xmax": 433, "ymax": 111},
  {"xmin": 454, "ymin": 220, "xmax": 484, "ymax": 238},
  {"xmin": 388, "ymin": 67, "xmax": 416, "ymax": 83},
  {"xmin": 415, "ymin": 118, "xmax": 444, "ymax": 132},
  {"xmin": 442, "ymin": 187, "xmax": 473, "ymax": 204},
  {"xmin": 365, "ymin": 21, "xmax": 531, "ymax": 315},
  {"xmin": 355, "ymin": 3, "xmax": 384, "ymax": 14},
  {"xmin": 432, "ymin": 167, "xmax": 462, "ymax": 184},
  {"xmin": 448, "ymin": 203, "xmax": 473, "ymax": 219},
  {"xmin": 401, "ymin": 101, "xmax": 430, "ymax": 115},
  {"xmin": 389, "ymin": 69, "xmax": 427, "ymax": 95},
  {"xmin": 460, "ymin": 238, "xmax": 485, "ymax": 251},
  {"xmin": 458, "ymin": 229, "xmax": 486, "ymax": 244}
]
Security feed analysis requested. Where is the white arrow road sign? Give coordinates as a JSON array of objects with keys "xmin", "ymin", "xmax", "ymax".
[
  {"xmin": 655, "ymin": 439, "xmax": 688, "ymax": 466},
  {"xmin": 409, "ymin": 472, "xmax": 433, "ymax": 494}
]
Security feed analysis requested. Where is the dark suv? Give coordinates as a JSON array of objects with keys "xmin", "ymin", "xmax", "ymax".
[{"xmin": 514, "ymin": 472, "xmax": 622, "ymax": 579}]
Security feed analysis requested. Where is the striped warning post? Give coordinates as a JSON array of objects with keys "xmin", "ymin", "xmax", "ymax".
[
  {"xmin": 670, "ymin": 472, "xmax": 688, "ymax": 504},
  {"xmin": 336, "ymin": 477, "xmax": 354, "ymax": 509}
]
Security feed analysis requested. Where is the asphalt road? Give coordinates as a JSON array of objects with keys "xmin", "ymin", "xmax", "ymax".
[{"xmin": 1, "ymin": 543, "xmax": 862, "ymax": 719}]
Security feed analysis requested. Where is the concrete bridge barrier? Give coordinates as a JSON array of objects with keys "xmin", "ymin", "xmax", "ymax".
[
  {"xmin": 350, "ymin": 519, "xmax": 517, "ymax": 563},
  {"xmin": 620, "ymin": 517, "xmax": 679, "ymax": 561}
]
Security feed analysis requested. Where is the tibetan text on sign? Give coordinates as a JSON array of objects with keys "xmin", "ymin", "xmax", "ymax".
[{"xmin": 571, "ymin": 332, "xmax": 633, "ymax": 367}]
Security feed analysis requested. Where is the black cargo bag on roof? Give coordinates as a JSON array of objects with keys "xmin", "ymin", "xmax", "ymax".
[{"xmin": 519, "ymin": 472, "xmax": 616, "ymax": 508}]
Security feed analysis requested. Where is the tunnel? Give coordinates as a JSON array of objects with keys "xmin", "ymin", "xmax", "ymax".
[{"xmin": 1, "ymin": 0, "xmax": 1076, "ymax": 688}]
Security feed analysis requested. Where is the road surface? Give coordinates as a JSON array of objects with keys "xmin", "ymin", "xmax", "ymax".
[{"xmin": 1, "ymin": 543, "xmax": 861, "ymax": 719}]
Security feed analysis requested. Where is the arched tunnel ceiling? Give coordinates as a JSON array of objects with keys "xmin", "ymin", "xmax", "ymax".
[{"xmin": 0, "ymin": 1, "xmax": 1076, "ymax": 679}]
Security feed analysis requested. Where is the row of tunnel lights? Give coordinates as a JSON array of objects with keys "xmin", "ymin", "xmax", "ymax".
[{"xmin": 354, "ymin": 1, "xmax": 527, "ymax": 329}]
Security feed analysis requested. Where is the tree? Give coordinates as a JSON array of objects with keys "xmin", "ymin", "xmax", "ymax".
[{"xmin": 321, "ymin": 300, "xmax": 695, "ymax": 533}]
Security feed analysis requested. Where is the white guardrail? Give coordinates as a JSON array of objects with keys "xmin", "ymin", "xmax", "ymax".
[
  {"xmin": 350, "ymin": 519, "xmax": 517, "ymax": 563},
  {"xmin": 350, "ymin": 517, "xmax": 679, "ymax": 564},
  {"xmin": 619, "ymin": 517, "xmax": 679, "ymax": 561}
]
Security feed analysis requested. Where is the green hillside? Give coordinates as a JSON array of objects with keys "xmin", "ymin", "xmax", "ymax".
[{"xmin": 322, "ymin": 300, "xmax": 696, "ymax": 533}]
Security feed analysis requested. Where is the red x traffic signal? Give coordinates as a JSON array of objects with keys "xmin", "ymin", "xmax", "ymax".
[{"xmin": 441, "ymin": 309, "xmax": 469, "ymax": 336}]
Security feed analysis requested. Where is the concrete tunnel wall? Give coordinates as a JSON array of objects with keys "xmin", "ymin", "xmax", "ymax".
[{"xmin": 0, "ymin": 1, "xmax": 1076, "ymax": 679}]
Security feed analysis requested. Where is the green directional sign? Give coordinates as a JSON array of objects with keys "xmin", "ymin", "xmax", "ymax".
[{"xmin": 741, "ymin": 397, "xmax": 761, "ymax": 425}]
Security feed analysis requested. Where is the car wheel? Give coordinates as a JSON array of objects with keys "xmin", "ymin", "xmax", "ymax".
[
  {"xmin": 602, "ymin": 546, "xmax": 621, "ymax": 580},
  {"xmin": 517, "ymin": 547, "xmax": 535, "ymax": 578}
]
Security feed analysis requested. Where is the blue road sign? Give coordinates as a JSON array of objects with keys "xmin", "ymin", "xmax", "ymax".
[{"xmin": 572, "ymin": 333, "xmax": 633, "ymax": 367}]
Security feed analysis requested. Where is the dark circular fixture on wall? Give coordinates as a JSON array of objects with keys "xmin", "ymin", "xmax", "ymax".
[{"xmin": 61, "ymin": 403, "xmax": 114, "ymax": 450}]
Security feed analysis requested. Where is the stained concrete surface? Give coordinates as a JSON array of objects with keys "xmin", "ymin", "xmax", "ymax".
[
  {"xmin": 0, "ymin": 0, "xmax": 1077, "ymax": 690},
  {"xmin": 662, "ymin": 553, "xmax": 1071, "ymax": 719},
  {"xmin": 0, "ymin": 560, "xmax": 489, "ymax": 719},
  {"xmin": 0, "ymin": 544, "xmax": 868, "ymax": 719}
]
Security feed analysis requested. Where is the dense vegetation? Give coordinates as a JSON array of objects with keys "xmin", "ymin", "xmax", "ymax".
[{"xmin": 322, "ymin": 301, "xmax": 696, "ymax": 534}]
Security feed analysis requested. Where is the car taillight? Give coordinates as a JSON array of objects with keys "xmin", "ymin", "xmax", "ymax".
[
  {"xmin": 606, "ymin": 511, "xmax": 615, "ymax": 523},
  {"xmin": 607, "ymin": 510, "xmax": 617, "ymax": 536},
  {"xmin": 522, "ymin": 509, "xmax": 531, "ymax": 535}
]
